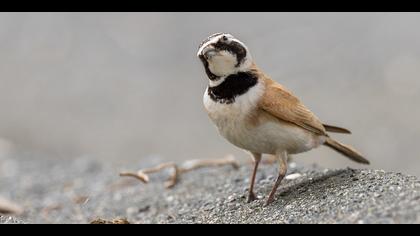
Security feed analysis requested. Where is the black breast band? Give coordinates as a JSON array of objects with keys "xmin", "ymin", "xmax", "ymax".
[{"xmin": 207, "ymin": 72, "xmax": 258, "ymax": 104}]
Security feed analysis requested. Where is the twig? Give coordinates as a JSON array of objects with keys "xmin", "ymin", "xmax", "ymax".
[
  {"xmin": 119, "ymin": 162, "xmax": 177, "ymax": 183},
  {"xmin": 119, "ymin": 172, "xmax": 149, "ymax": 183},
  {"xmin": 119, "ymin": 155, "xmax": 239, "ymax": 188},
  {"xmin": 180, "ymin": 155, "xmax": 240, "ymax": 171}
]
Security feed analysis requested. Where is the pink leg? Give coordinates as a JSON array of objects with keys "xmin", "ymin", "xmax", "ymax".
[
  {"xmin": 247, "ymin": 153, "xmax": 262, "ymax": 203},
  {"xmin": 265, "ymin": 152, "xmax": 288, "ymax": 206}
]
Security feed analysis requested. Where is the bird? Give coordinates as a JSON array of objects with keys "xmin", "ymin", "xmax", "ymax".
[{"xmin": 197, "ymin": 33, "xmax": 370, "ymax": 206}]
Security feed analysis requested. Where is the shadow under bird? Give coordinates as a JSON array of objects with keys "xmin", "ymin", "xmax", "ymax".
[{"xmin": 197, "ymin": 33, "xmax": 369, "ymax": 206}]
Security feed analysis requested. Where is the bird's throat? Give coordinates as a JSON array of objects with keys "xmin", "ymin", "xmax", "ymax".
[{"xmin": 207, "ymin": 72, "xmax": 258, "ymax": 104}]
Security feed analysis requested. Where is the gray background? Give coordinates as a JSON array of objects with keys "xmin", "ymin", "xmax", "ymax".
[{"xmin": 0, "ymin": 13, "xmax": 419, "ymax": 175}]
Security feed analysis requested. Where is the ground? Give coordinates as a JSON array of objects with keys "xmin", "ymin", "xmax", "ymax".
[{"xmin": 1, "ymin": 155, "xmax": 420, "ymax": 224}]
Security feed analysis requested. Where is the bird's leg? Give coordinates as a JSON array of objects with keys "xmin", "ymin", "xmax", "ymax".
[
  {"xmin": 247, "ymin": 153, "xmax": 262, "ymax": 203},
  {"xmin": 265, "ymin": 152, "xmax": 288, "ymax": 206}
]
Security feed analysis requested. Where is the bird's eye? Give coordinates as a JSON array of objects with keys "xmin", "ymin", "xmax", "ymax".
[{"xmin": 222, "ymin": 36, "xmax": 228, "ymax": 41}]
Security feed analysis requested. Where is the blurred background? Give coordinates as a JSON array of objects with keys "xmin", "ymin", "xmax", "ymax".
[{"xmin": 0, "ymin": 12, "xmax": 419, "ymax": 176}]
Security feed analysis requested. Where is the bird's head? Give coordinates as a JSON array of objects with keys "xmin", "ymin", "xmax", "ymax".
[{"xmin": 197, "ymin": 33, "xmax": 253, "ymax": 82}]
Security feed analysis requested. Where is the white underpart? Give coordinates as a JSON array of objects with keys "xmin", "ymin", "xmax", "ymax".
[{"xmin": 204, "ymin": 80, "xmax": 323, "ymax": 155}]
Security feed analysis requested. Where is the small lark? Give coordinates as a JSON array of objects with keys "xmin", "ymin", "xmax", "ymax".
[{"xmin": 197, "ymin": 33, "xmax": 369, "ymax": 205}]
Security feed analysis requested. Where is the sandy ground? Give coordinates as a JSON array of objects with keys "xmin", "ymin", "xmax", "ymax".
[{"xmin": 1, "ymin": 154, "xmax": 420, "ymax": 224}]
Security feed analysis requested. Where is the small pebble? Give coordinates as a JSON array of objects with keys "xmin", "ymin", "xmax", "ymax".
[{"xmin": 285, "ymin": 173, "xmax": 302, "ymax": 180}]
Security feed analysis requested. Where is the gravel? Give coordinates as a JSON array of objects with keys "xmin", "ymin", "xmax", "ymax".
[
  {"xmin": 0, "ymin": 215, "xmax": 26, "ymax": 224},
  {"xmin": 1, "ymin": 154, "xmax": 420, "ymax": 224}
]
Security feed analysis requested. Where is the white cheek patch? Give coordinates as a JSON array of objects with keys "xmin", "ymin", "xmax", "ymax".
[{"xmin": 208, "ymin": 51, "xmax": 238, "ymax": 76}]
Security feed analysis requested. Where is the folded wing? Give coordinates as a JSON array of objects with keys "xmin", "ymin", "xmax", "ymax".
[{"xmin": 259, "ymin": 77, "xmax": 327, "ymax": 136}]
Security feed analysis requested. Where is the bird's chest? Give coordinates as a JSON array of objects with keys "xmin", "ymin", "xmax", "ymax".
[
  {"xmin": 204, "ymin": 92, "xmax": 252, "ymax": 135},
  {"xmin": 203, "ymin": 82, "xmax": 265, "ymax": 149}
]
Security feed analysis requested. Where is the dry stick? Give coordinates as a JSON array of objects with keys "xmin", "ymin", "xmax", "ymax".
[
  {"xmin": 165, "ymin": 165, "xmax": 179, "ymax": 188},
  {"xmin": 119, "ymin": 155, "xmax": 239, "ymax": 188},
  {"xmin": 180, "ymin": 155, "xmax": 240, "ymax": 171},
  {"xmin": 120, "ymin": 162, "xmax": 177, "ymax": 184}
]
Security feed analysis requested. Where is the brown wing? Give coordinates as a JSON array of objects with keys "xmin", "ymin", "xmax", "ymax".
[{"xmin": 259, "ymin": 77, "xmax": 327, "ymax": 136}]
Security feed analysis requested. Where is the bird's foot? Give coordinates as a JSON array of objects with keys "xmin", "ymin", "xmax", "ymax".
[
  {"xmin": 264, "ymin": 195, "xmax": 276, "ymax": 207},
  {"xmin": 247, "ymin": 192, "xmax": 257, "ymax": 203}
]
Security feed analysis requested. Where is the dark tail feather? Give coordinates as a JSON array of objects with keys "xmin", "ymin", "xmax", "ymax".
[
  {"xmin": 323, "ymin": 124, "xmax": 352, "ymax": 134},
  {"xmin": 324, "ymin": 138, "xmax": 370, "ymax": 164}
]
